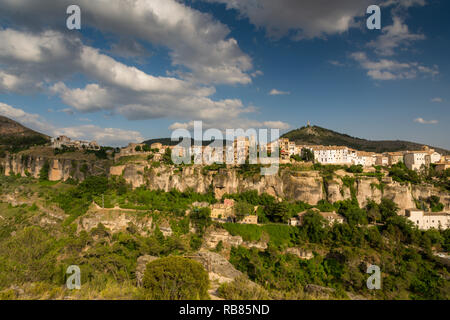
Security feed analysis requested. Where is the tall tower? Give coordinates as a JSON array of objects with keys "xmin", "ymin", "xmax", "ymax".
[{"xmin": 307, "ymin": 121, "xmax": 311, "ymax": 127}]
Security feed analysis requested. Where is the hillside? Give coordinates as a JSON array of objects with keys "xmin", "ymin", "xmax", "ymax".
[
  {"xmin": 282, "ymin": 125, "xmax": 449, "ymax": 155},
  {"xmin": 0, "ymin": 116, "xmax": 50, "ymax": 156}
]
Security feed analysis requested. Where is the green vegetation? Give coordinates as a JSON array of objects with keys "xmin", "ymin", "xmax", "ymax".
[
  {"xmin": 346, "ymin": 165, "xmax": 363, "ymax": 174},
  {"xmin": 39, "ymin": 160, "xmax": 50, "ymax": 181},
  {"xmin": 142, "ymin": 256, "xmax": 209, "ymax": 300},
  {"xmin": 223, "ymin": 223, "xmax": 262, "ymax": 242},
  {"xmin": 0, "ymin": 172, "xmax": 448, "ymax": 300},
  {"xmin": 0, "ymin": 135, "xmax": 49, "ymax": 156},
  {"xmin": 228, "ymin": 203, "xmax": 450, "ymax": 299},
  {"xmin": 427, "ymin": 196, "xmax": 444, "ymax": 212},
  {"xmin": 389, "ymin": 162, "xmax": 421, "ymax": 184}
]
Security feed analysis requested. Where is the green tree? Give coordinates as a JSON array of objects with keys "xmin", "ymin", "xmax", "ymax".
[
  {"xmin": 346, "ymin": 165, "xmax": 363, "ymax": 174},
  {"xmin": 234, "ymin": 201, "xmax": 254, "ymax": 221},
  {"xmin": 39, "ymin": 160, "xmax": 50, "ymax": 181},
  {"xmin": 302, "ymin": 149, "xmax": 314, "ymax": 162},
  {"xmin": 301, "ymin": 210, "xmax": 328, "ymax": 243},
  {"xmin": 142, "ymin": 256, "xmax": 209, "ymax": 300},
  {"xmin": 162, "ymin": 148, "xmax": 174, "ymax": 165},
  {"xmin": 190, "ymin": 207, "xmax": 211, "ymax": 234},
  {"xmin": 379, "ymin": 198, "xmax": 399, "ymax": 221},
  {"xmin": 142, "ymin": 144, "xmax": 151, "ymax": 152},
  {"xmin": 264, "ymin": 201, "xmax": 290, "ymax": 223},
  {"xmin": 366, "ymin": 200, "xmax": 381, "ymax": 223}
]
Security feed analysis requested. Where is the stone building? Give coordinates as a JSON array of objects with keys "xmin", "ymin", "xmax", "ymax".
[
  {"xmin": 239, "ymin": 215, "xmax": 258, "ymax": 225},
  {"xmin": 289, "ymin": 208, "xmax": 344, "ymax": 226},
  {"xmin": 210, "ymin": 199, "xmax": 235, "ymax": 221}
]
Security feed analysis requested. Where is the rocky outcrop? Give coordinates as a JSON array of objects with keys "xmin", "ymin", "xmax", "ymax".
[
  {"xmin": 136, "ymin": 255, "xmax": 159, "ymax": 287},
  {"xmin": 356, "ymin": 177, "xmax": 383, "ymax": 208},
  {"xmin": 190, "ymin": 250, "xmax": 243, "ymax": 282},
  {"xmin": 204, "ymin": 228, "xmax": 243, "ymax": 249},
  {"xmin": 1, "ymin": 153, "xmax": 109, "ymax": 182},
  {"xmin": 203, "ymin": 228, "xmax": 268, "ymax": 251},
  {"xmin": 77, "ymin": 206, "xmax": 153, "ymax": 236},
  {"xmin": 2, "ymin": 153, "xmax": 448, "ymax": 213}
]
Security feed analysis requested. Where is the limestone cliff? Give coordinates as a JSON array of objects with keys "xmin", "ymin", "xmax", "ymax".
[
  {"xmin": 113, "ymin": 164, "xmax": 449, "ymax": 214},
  {"xmin": 2, "ymin": 152, "xmax": 448, "ymax": 213},
  {"xmin": 0, "ymin": 152, "xmax": 110, "ymax": 181}
]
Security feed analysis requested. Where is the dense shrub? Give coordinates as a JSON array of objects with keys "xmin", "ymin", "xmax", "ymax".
[{"xmin": 142, "ymin": 256, "xmax": 209, "ymax": 300}]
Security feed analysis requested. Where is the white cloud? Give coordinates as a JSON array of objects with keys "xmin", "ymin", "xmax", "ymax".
[
  {"xmin": 0, "ymin": 102, "xmax": 143, "ymax": 146},
  {"xmin": 0, "ymin": 28, "xmax": 273, "ymax": 128},
  {"xmin": 0, "ymin": 0, "xmax": 253, "ymax": 85},
  {"xmin": 367, "ymin": 16, "xmax": 425, "ymax": 56},
  {"xmin": 0, "ymin": 71, "xmax": 38, "ymax": 93},
  {"xmin": 431, "ymin": 97, "xmax": 443, "ymax": 103},
  {"xmin": 260, "ymin": 121, "xmax": 291, "ymax": 130},
  {"xmin": 251, "ymin": 70, "xmax": 264, "ymax": 78},
  {"xmin": 204, "ymin": 0, "xmax": 373, "ymax": 39},
  {"xmin": 351, "ymin": 52, "xmax": 439, "ymax": 80},
  {"xmin": 328, "ymin": 60, "xmax": 345, "ymax": 67},
  {"xmin": 269, "ymin": 89, "xmax": 290, "ymax": 96},
  {"xmin": 414, "ymin": 117, "xmax": 438, "ymax": 124}
]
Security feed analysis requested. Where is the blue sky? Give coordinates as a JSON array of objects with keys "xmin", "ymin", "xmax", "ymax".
[{"xmin": 0, "ymin": 0, "xmax": 448, "ymax": 148}]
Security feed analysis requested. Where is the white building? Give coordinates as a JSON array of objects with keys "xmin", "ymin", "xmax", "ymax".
[
  {"xmin": 348, "ymin": 150, "xmax": 376, "ymax": 167},
  {"xmin": 404, "ymin": 146, "xmax": 441, "ymax": 171},
  {"xmin": 404, "ymin": 151, "xmax": 430, "ymax": 171},
  {"xmin": 375, "ymin": 154, "xmax": 389, "ymax": 166},
  {"xmin": 305, "ymin": 145, "xmax": 350, "ymax": 165},
  {"xmin": 406, "ymin": 209, "xmax": 449, "ymax": 230}
]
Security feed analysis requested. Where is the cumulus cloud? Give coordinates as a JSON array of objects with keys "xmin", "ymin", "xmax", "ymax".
[
  {"xmin": 351, "ymin": 52, "xmax": 439, "ymax": 80},
  {"xmin": 0, "ymin": 28, "xmax": 270, "ymax": 128},
  {"xmin": 414, "ymin": 117, "xmax": 438, "ymax": 124},
  {"xmin": 367, "ymin": 16, "xmax": 425, "ymax": 56},
  {"xmin": 0, "ymin": 102, "xmax": 143, "ymax": 146},
  {"xmin": 204, "ymin": 0, "xmax": 373, "ymax": 39},
  {"xmin": 0, "ymin": 0, "xmax": 252, "ymax": 85},
  {"xmin": 269, "ymin": 89, "xmax": 290, "ymax": 96}
]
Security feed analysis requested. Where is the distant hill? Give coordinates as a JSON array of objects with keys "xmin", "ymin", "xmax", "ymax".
[
  {"xmin": 0, "ymin": 116, "xmax": 50, "ymax": 156},
  {"xmin": 282, "ymin": 125, "xmax": 449, "ymax": 155}
]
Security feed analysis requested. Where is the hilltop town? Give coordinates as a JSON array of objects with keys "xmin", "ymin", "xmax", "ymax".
[
  {"xmin": 0, "ymin": 118, "xmax": 449, "ymax": 300},
  {"xmin": 8, "ymin": 124, "xmax": 445, "ymax": 232}
]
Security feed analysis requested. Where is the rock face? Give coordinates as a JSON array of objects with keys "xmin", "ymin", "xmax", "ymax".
[
  {"xmin": 203, "ymin": 228, "xmax": 268, "ymax": 251},
  {"xmin": 117, "ymin": 165, "xmax": 448, "ymax": 213},
  {"xmin": 204, "ymin": 228, "xmax": 243, "ymax": 249},
  {"xmin": 1, "ymin": 154, "xmax": 108, "ymax": 182},
  {"xmin": 356, "ymin": 177, "xmax": 383, "ymax": 208},
  {"xmin": 191, "ymin": 250, "xmax": 243, "ymax": 281},
  {"xmin": 78, "ymin": 206, "xmax": 153, "ymax": 236},
  {"xmin": 2, "ymin": 154, "xmax": 449, "ymax": 213}
]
